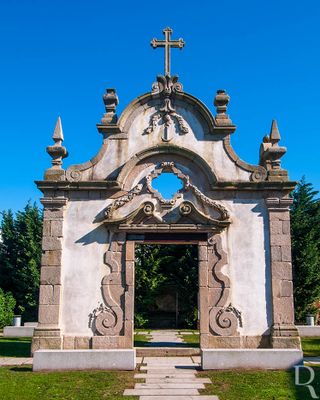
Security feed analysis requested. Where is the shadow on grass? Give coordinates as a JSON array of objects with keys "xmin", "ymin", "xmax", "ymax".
[
  {"xmin": 9, "ymin": 367, "xmax": 32, "ymax": 373},
  {"xmin": 0, "ymin": 338, "xmax": 32, "ymax": 357}
]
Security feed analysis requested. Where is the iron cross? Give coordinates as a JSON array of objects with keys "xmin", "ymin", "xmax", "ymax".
[{"xmin": 151, "ymin": 27, "xmax": 185, "ymax": 77}]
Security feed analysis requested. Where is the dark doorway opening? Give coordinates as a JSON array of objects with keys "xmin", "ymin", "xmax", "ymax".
[{"xmin": 134, "ymin": 244, "xmax": 198, "ymax": 330}]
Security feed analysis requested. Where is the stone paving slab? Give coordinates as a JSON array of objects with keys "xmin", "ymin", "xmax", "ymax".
[
  {"xmin": 127, "ymin": 356, "xmax": 219, "ymax": 399},
  {"xmin": 124, "ymin": 388, "xmax": 200, "ymax": 395},
  {"xmin": 135, "ymin": 383, "xmax": 205, "ymax": 389},
  {"xmin": 145, "ymin": 378, "xmax": 212, "ymax": 384},
  {"xmin": 143, "ymin": 356, "xmax": 198, "ymax": 364},
  {"xmin": 0, "ymin": 358, "xmax": 33, "ymax": 366},
  {"xmin": 139, "ymin": 397, "xmax": 219, "ymax": 400},
  {"xmin": 141, "ymin": 366, "xmax": 198, "ymax": 371},
  {"xmin": 135, "ymin": 373, "xmax": 198, "ymax": 379}
]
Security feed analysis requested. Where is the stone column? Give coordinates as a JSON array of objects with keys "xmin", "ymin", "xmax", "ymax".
[
  {"xmin": 266, "ymin": 197, "xmax": 300, "ymax": 349},
  {"xmin": 32, "ymin": 197, "xmax": 67, "ymax": 353}
]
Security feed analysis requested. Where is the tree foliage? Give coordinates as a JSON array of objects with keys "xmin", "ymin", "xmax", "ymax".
[
  {"xmin": 0, "ymin": 202, "xmax": 42, "ymax": 322},
  {"xmin": 0, "ymin": 288, "xmax": 16, "ymax": 328},
  {"xmin": 135, "ymin": 244, "xmax": 198, "ymax": 328},
  {"xmin": 291, "ymin": 177, "xmax": 320, "ymax": 321}
]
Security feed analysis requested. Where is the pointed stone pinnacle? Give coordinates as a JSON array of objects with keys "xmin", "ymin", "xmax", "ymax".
[
  {"xmin": 270, "ymin": 119, "xmax": 280, "ymax": 142},
  {"xmin": 52, "ymin": 116, "xmax": 64, "ymax": 142}
]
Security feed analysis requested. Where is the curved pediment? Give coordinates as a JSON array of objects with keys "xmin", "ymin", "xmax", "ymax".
[
  {"xmin": 103, "ymin": 161, "xmax": 231, "ymax": 232},
  {"xmin": 42, "ymin": 74, "xmax": 292, "ymax": 186}
]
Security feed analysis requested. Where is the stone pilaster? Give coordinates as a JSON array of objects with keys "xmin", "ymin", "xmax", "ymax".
[
  {"xmin": 32, "ymin": 196, "xmax": 67, "ymax": 354},
  {"xmin": 266, "ymin": 197, "xmax": 301, "ymax": 349}
]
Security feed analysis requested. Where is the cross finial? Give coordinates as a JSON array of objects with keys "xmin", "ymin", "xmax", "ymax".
[{"xmin": 151, "ymin": 27, "xmax": 185, "ymax": 77}]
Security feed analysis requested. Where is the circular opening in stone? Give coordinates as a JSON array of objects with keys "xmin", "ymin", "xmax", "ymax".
[{"xmin": 152, "ymin": 172, "xmax": 183, "ymax": 200}]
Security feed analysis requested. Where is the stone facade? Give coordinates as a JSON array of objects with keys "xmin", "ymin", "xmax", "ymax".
[{"xmin": 32, "ymin": 29, "xmax": 301, "ymax": 367}]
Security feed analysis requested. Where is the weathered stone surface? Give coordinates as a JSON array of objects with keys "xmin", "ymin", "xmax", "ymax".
[
  {"xmin": 41, "ymin": 250, "xmax": 62, "ymax": 266},
  {"xmin": 39, "ymin": 285, "xmax": 60, "ymax": 305},
  {"xmin": 280, "ymin": 280, "xmax": 293, "ymax": 297},
  {"xmin": 63, "ymin": 336, "xmax": 75, "ymax": 350},
  {"xmin": 270, "ymin": 234, "xmax": 291, "ymax": 246},
  {"xmin": 40, "ymin": 267, "xmax": 61, "ymax": 285},
  {"xmin": 3, "ymin": 326, "xmax": 35, "ymax": 337},
  {"xmin": 33, "ymin": 349, "xmax": 136, "ymax": 371},
  {"xmin": 272, "ymin": 262, "xmax": 292, "ymax": 280},
  {"xmin": 51, "ymin": 220, "xmax": 63, "ymax": 237},
  {"xmin": 42, "ymin": 237, "xmax": 62, "ymax": 251},
  {"xmin": 271, "ymin": 246, "xmax": 282, "ymax": 261},
  {"xmin": 38, "ymin": 305, "xmax": 60, "ymax": 325},
  {"xmin": 75, "ymin": 336, "xmax": 91, "ymax": 349},
  {"xmin": 202, "ymin": 349, "xmax": 303, "ymax": 369},
  {"xmin": 281, "ymin": 246, "xmax": 292, "ymax": 262}
]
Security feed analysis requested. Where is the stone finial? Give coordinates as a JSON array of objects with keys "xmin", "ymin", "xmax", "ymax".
[
  {"xmin": 100, "ymin": 89, "xmax": 119, "ymax": 125},
  {"xmin": 214, "ymin": 90, "xmax": 233, "ymax": 126},
  {"xmin": 259, "ymin": 119, "xmax": 288, "ymax": 181},
  {"xmin": 45, "ymin": 117, "xmax": 68, "ymax": 180}
]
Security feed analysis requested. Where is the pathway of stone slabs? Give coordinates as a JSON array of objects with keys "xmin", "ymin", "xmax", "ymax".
[{"xmin": 123, "ymin": 356, "xmax": 219, "ymax": 399}]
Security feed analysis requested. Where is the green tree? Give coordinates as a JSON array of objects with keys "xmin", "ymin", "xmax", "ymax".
[
  {"xmin": 291, "ymin": 177, "xmax": 320, "ymax": 321},
  {"xmin": 0, "ymin": 202, "xmax": 43, "ymax": 321},
  {"xmin": 135, "ymin": 244, "xmax": 198, "ymax": 328},
  {"xmin": 0, "ymin": 288, "xmax": 16, "ymax": 328}
]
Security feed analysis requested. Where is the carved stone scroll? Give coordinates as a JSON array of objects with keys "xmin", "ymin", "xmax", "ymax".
[
  {"xmin": 208, "ymin": 234, "xmax": 241, "ymax": 336},
  {"xmin": 91, "ymin": 233, "xmax": 124, "ymax": 336}
]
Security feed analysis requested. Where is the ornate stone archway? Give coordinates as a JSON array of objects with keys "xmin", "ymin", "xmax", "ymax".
[{"xmin": 32, "ymin": 28, "xmax": 302, "ymax": 371}]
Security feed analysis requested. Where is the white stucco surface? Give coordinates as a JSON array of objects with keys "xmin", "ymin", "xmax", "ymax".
[
  {"xmin": 89, "ymin": 102, "xmax": 251, "ymax": 182},
  {"xmin": 225, "ymin": 199, "xmax": 272, "ymax": 336},
  {"xmin": 61, "ymin": 195, "xmax": 272, "ymax": 337},
  {"xmin": 61, "ymin": 199, "xmax": 109, "ymax": 336}
]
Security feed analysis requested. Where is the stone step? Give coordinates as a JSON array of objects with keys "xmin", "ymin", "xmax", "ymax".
[
  {"xmin": 141, "ymin": 365, "xmax": 198, "ymax": 369},
  {"xmin": 134, "ymin": 383, "xmax": 205, "ymax": 389},
  {"xmin": 145, "ymin": 378, "xmax": 211, "ymax": 384},
  {"xmin": 136, "ymin": 347, "xmax": 200, "ymax": 357},
  {"xmin": 123, "ymin": 388, "xmax": 200, "ymax": 396},
  {"xmin": 138, "ymin": 396, "xmax": 219, "ymax": 400},
  {"xmin": 142, "ymin": 367, "xmax": 198, "ymax": 372},
  {"xmin": 135, "ymin": 373, "xmax": 198, "ymax": 379},
  {"xmin": 144, "ymin": 356, "xmax": 195, "ymax": 362}
]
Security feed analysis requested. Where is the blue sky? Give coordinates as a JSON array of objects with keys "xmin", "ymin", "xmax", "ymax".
[{"xmin": 0, "ymin": 0, "xmax": 319, "ymax": 212}]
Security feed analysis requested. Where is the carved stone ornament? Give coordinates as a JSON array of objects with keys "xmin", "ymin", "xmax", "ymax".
[
  {"xmin": 145, "ymin": 75, "xmax": 189, "ymax": 142},
  {"xmin": 90, "ymin": 234, "xmax": 124, "ymax": 336},
  {"xmin": 66, "ymin": 167, "xmax": 82, "ymax": 182},
  {"xmin": 208, "ymin": 234, "xmax": 242, "ymax": 336},
  {"xmin": 145, "ymin": 162, "xmax": 230, "ymax": 220},
  {"xmin": 104, "ymin": 162, "xmax": 230, "ymax": 227}
]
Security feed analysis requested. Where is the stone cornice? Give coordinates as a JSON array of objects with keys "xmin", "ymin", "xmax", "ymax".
[
  {"xmin": 210, "ymin": 181, "xmax": 297, "ymax": 191},
  {"xmin": 35, "ymin": 180, "xmax": 121, "ymax": 192},
  {"xmin": 35, "ymin": 180, "xmax": 297, "ymax": 193}
]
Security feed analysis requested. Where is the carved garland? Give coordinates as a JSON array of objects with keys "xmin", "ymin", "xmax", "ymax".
[
  {"xmin": 208, "ymin": 234, "xmax": 242, "ymax": 336},
  {"xmin": 145, "ymin": 161, "xmax": 230, "ymax": 220},
  {"xmin": 104, "ymin": 184, "xmax": 143, "ymax": 219}
]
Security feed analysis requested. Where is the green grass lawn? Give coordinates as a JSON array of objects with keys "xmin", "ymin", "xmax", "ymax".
[
  {"xmin": 0, "ymin": 337, "xmax": 32, "ymax": 357},
  {"xmin": 1, "ymin": 335, "xmax": 320, "ymax": 399},
  {"xmin": 301, "ymin": 337, "xmax": 320, "ymax": 357},
  {"xmin": 0, "ymin": 366, "xmax": 137, "ymax": 400},
  {"xmin": 133, "ymin": 332, "xmax": 151, "ymax": 347},
  {"xmin": 199, "ymin": 368, "xmax": 320, "ymax": 400},
  {"xmin": 180, "ymin": 331, "xmax": 200, "ymax": 347}
]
